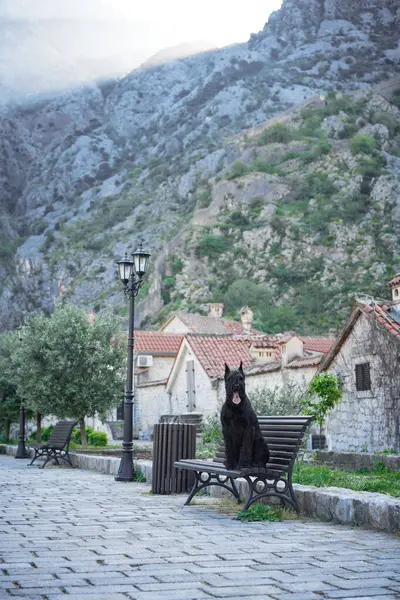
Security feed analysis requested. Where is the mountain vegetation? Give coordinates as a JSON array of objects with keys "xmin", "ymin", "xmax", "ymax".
[{"xmin": 0, "ymin": 0, "xmax": 399, "ymax": 336}]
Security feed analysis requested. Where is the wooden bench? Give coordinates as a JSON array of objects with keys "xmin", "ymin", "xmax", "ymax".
[
  {"xmin": 175, "ymin": 415, "xmax": 314, "ymax": 511},
  {"xmin": 28, "ymin": 420, "xmax": 78, "ymax": 469}
]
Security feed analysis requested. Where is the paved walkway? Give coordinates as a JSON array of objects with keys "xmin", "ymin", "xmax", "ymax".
[{"xmin": 1, "ymin": 455, "xmax": 400, "ymax": 600}]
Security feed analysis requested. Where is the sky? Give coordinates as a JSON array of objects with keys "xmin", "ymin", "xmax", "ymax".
[
  {"xmin": 2, "ymin": 0, "xmax": 283, "ymax": 49},
  {"xmin": 0, "ymin": 0, "xmax": 283, "ymax": 103}
]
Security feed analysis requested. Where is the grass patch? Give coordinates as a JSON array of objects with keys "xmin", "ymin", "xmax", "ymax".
[
  {"xmin": 236, "ymin": 503, "xmax": 282, "ymax": 522},
  {"xmin": 293, "ymin": 462, "xmax": 400, "ymax": 497}
]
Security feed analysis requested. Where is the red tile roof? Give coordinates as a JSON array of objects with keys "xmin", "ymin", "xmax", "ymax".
[
  {"xmin": 135, "ymin": 332, "xmax": 183, "ymax": 354},
  {"xmin": 358, "ymin": 301, "xmax": 400, "ymax": 338},
  {"xmin": 186, "ymin": 334, "xmax": 253, "ymax": 379},
  {"xmin": 160, "ymin": 311, "xmax": 262, "ymax": 335},
  {"xmin": 301, "ymin": 337, "xmax": 336, "ymax": 355},
  {"xmin": 286, "ymin": 355, "xmax": 323, "ymax": 369},
  {"xmin": 389, "ymin": 273, "xmax": 400, "ymax": 288},
  {"xmin": 320, "ymin": 299, "xmax": 400, "ymax": 372}
]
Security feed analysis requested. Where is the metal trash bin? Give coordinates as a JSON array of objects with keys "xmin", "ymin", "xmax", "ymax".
[{"xmin": 152, "ymin": 423, "xmax": 196, "ymax": 494}]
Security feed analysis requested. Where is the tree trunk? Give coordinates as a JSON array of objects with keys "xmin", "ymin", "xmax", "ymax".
[
  {"xmin": 5, "ymin": 419, "xmax": 10, "ymax": 441},
  {"xmin": 80, "ymin": 419, "xmax": 87, "ymax": 448},
  {"xmin": 36, "ymin": 413, "xmax": 42, "ymax": 443}
]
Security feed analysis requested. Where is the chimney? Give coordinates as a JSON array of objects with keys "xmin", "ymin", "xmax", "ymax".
[
  {"xmin": 88, "ymin": 311, "xmax": 96, "ymax": 326},
  {"xmin": 208, "ymin": 303, "xmax": 224, "ymax": 319},
  {"xmin": 389, "ymin": 273, "xmax": 400, "ymax": 305},
  {"xmin": 240, "ymin": 306, "xmax": 253, "ymax": 335}
]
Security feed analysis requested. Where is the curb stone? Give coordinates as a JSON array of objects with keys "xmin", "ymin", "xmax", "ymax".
[{"xmin": 1, "ymin": 444, "xmax": 399, "ymax": 533}]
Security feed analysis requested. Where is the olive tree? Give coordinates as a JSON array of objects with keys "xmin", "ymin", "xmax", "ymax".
[
  {"xmin": 13, "ymin": 306, "xmax": 126, "ymax": 447},
  {"xmin": 0, "ymin": 331, "xmax": 23, "ymax": 440}
]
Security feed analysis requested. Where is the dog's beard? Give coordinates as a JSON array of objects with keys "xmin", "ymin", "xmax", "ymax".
[{"xmin": 232, "ymin": 391, "xmax": 241, "ymax": 405}]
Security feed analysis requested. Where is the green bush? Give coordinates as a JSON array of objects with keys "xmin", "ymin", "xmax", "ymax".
[
  {"xmin": 41, "ymin": 425, "xmax": 54, "ymax": 442},
  {"xmin": 225, "ymin": 160, "xmax": 249, "ymax": 180},
  {"xmin": 88, "ymin": 430, "xmax": 108, "ymax": 447},
  {"xmin": 72, "ymin": 425, "xmax": 95, "ymax": 445},
  {"xmin": 371, "ymin": 111, "xmax": 399, "ymax": 137},
  {"xmin": 196, "ymin": 235, "xmax": 229, "ymax": 258},
  {"xmin": 197, "ymin": 190, "xmax": 213, "ymax": 208},
  {"xmin": 249, "ymin": 159, "xmax": 281, "ymax": 175},
  {"xmin": 170, "ymin": 257, "xmax": 184, "ymax": 275},
  {"xmin": 201, "ymin": 413, "xmax": 222, "ymax": 444},
  {"xmin": 350, "ymin": 133, "xmax": 376, "ymax": 155},
  {"xmin": 258, "ymin": 123, "xmax": 296, "ymax": 145},
  {"xmin": 249, "ymin": 196, "xmax": 264, "ymax": 218},
  {"xmin": 296, "ymin": 172, "xmax": 337, "ymax": 200}
]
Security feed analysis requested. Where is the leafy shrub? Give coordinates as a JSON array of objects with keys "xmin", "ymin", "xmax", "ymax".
[
  {"xmin": 350, "ymin": 133, "xmax": 376, "ymax": 155},
  {"xmin": 41, "ymin": 425, "xmax": 54, "ymax": 442},
  {"xmin": 249, "ymin": 159, "xmax": 281, "ymax": 175},
  {"xmin": 134, "ymin": 465, "xmax": 146, "ymax": 482},
  {"xmin": 197, "ymin": 235, "xmax": 229, "ymax": 258},
  {"xmin": 248, "ymin": 382, "xmax": 307, "ymax": 416},
  {"xmin": 170, "ymin": 257, "xmax": 184, "ymax": 275},
  {"xmin": 197, "ymin": 413, "xmax": 222, "ymax": 459},
  {"xmin": 249, "ymin": 196, "xmax": 264, "ymax": 218},
  {"xmin": 88, "ymin": 430, "xmax": 108, "ymax": 447},
  {"xmin": 0, "ymin": 244, "xmax": 15, "ymax": 261},
  {"xmin": 161, "ymin": 276, "xmax": 176, "ymax": 304},
  {"xmin": 258, "ymin": 123, "xmax": 296, "ymax": 145},
  {"xmin": 225, "ymin": 160, "xmax": 249, "ymax": 180},
  {"xmin": 226, "ymin": 211, "xmax": 250, "ymax": 229},
  {"xmin": 371, "ymin": 112, "xmax": 398, "ymax": 137},
  {"xmin": 72, "ymin": 425, "xmax": 95, "ymax": 445},
  {"xmin": 197, "ymin": 190, "xmax": 213, "ymax": 208},
  {"xmin": 201, "ymin": 413, "xmax": 222, "ymax": 444},
  {"xmin": 296, "ymin": 172, "xmax": 337, "ymax": 200}
]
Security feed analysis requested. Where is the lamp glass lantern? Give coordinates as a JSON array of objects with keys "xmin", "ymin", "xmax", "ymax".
[
  {"xmin": 117, "ymin": 253, "xmax": 134, "ymax": 285},
  {"xmin": 133, "ymin": 245, "xmax": 150, "ymax": 278}
]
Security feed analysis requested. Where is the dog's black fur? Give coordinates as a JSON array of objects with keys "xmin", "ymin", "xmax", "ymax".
[{"xmin": 220, "ymin": 362, "xmax": 270, "ymax": 469}]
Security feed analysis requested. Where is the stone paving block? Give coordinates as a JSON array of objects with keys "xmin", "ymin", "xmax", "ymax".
[
  {"xmin": 48, "ymin": 595, "xmax": 130, "ymax": 600},
  {"xmin": 325, "ymin": 576, "xmax": 400, "ymax": 589},
  {"xmin": 1, "ymin": 456, "xmax": 400, "ymax": 600},
  {"xmin": 323, "ymin": 589, "xmax": 399, "ymax": 598}
]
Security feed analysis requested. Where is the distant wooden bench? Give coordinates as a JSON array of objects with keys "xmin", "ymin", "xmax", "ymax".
[
  {"xmin": 28, "ymin": 420, "xmax": 78, "ymax": 469},
  {"xmin": 175, "ymin": 415, "xmax": 314, "ymax": 512}
]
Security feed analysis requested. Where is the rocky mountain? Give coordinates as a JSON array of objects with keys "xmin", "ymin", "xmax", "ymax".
[{"xmin": 0, "ymin": 0, "xmax": 399, "ymax": 333}]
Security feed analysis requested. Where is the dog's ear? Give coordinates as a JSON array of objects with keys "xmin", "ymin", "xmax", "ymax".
[
  {"xmin": 224, "ymin": 363, "xmax": 230, "ymax": 379},
  {"xmin": 239, "ymin": 361, "xmax": 244, "ymax": 374}
]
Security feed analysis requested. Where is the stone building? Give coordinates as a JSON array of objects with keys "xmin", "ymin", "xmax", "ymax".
[
  {"xmin": 107, "ymin": 304, "xmax": 334, "ymax": 437},
  {"xmin": 321, "ymin": 274, "xmax": 400, "ymax": 452}
]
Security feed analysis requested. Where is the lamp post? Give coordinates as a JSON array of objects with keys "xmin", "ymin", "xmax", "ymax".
[
  {"xmin": 115, "ymin": 244, "xmax": 150, "ymax": 482},
  {"xmin": 15, "ymin": 326, "xmax": 29, "ymax": 459}
]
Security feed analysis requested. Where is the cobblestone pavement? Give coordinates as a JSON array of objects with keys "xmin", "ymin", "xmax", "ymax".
[{"xmin": 1, "ymin": 455, "xmax": 400, "ymax": 600}]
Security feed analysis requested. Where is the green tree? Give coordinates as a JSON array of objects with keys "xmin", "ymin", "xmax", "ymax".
[
  {"xmin": 0, "ymin": 331, "xmax": 26, "ymax": 440},
  {"xmin": 350, "ymin": 133, "xmax": 376, "ymax": 155},
  {"xmin": 196, "ymin": 235, "xmax": 229, "ymax": 259},
  {"xmin": 302, "ymin": 372, "xmax": 343, "ymax": 440},
  {"xmin": 13, "ymin": 306, "xmax": 125, "ymax": 447},
  {"xmin": 225, "ymin": 160, "xmax": 249, "ymax": 180}
]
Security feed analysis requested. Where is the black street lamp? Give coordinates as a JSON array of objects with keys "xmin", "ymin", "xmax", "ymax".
[
  {"xmin": 115, "ymin": 244, "xmax": 150, "ymax": 482},
  {"xmin": 15, "ymin": 326, "xmax": 29, "ymax": 459}
]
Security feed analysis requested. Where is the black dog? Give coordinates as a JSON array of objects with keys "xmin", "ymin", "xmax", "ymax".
[{"xmin": 221, "ymin": 362, "xmax": 270, "ymax": 470}]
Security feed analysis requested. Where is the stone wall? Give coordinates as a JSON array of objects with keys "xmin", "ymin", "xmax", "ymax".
[
  {"xmin": 326, "ymin": 314, "xmax": 400, "ymax": 452},
  {"xmin": 316, "ymin": 450, "xmax": 400, "ymax": 472}
]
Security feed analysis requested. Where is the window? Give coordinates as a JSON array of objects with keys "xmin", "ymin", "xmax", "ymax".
[
  {"xmin": 355, "ymin": 363, "xmax": 371, "ymax": 391},
  {"xmin": 395, "ymin": 288, "xmax": 399, "ymax": 297}
]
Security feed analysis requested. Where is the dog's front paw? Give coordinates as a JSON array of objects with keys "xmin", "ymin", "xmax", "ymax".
[
  {"xmin": 224, "ymin": 460, "xmax": 236, "ymax": 469},
  {"xmin": 238, "ymin": 460, "xmax": 252, "ymax": 469}
]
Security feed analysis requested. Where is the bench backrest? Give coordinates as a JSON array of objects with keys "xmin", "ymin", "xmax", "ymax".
[
  {"xmin": 213, "ymin": 415, "xmax": 313, "ymax": 472},
  {"xmin": 47, "ymin": 420, "xmax": 78, "ymax": 448}
]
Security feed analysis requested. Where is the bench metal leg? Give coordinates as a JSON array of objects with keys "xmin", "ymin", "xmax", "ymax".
[
  {"xmin": 184, "ymin": 472, "xmax": 242, "ymax": 506},
  {"xmin": 243, "ymin": 475, "xmax": 299, "ymax": 513}
]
